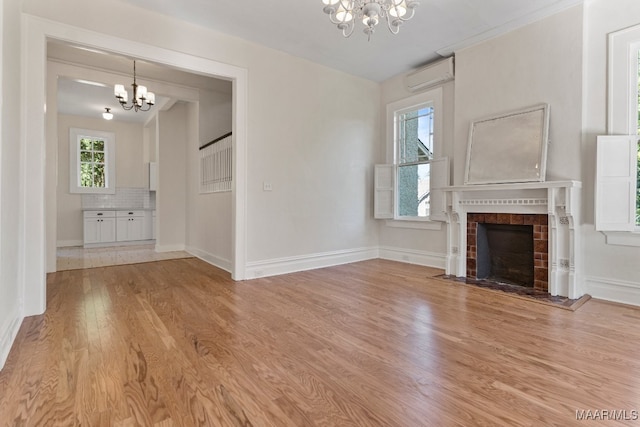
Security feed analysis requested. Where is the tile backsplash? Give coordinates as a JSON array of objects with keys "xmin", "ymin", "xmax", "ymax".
[{"xmin": 82, "ymin": 187, "xmax": 155, "ymax": 209}]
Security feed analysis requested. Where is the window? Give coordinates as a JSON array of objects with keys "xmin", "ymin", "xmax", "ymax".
[
  {"xmin": 595, "ymin": 25, "xmax": 640, "ymax": 245},
  {"xmin": 375, "ymin": 87, "xmax": 448, "ymax": 224},
  {"xmin": 69, "ymin": 128, "xmax": 116, "ymax": 194},
  {"xmin": 636, "ymin": 51, "xmax": 640, "ymax": 225},
  {"xmin": 397, "ymin": 105, "xmax": 434, "ymax": 218}
]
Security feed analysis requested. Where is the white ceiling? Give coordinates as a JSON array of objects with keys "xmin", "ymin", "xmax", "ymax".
[
  {"xmin": 50, "ymin": 41, "xmax": 232, "ymax": 124},
  {"xmin": 52, "ymin": 0, "xmax": 583, "ymax": 123},
  {"xmin": 119, "ymin": 0, "xmax": 583, "ymax": 82}
]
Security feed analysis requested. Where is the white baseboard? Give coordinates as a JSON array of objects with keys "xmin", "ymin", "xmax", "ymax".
[
  {"xmin": 584, "ymin": 276, "xmax": 640, "ymax": 307},
  {"xmin": 57, "ymin": 239, "xmax": 83, "ymax": 247},
  {"xmin": 245, "ymin": 247, "xmax": 379, "ymax": 279},
  {"xmin": 186, "ymin": 246, "xmax": 232, "ymax": 273},
  {"xmin": 379, "ymin": 246, "xmax": 446, "ymax": 269},
  {"xmin": 84, "ymin": 239, "xmax": 155, "ymax": 249},
  {"xmin": 155, "ymin": 244, "xmax": 186, "ymax": 253},
  {"xmin": 0, "ymin": 310, "xmax": 23, "ymax": 371}
]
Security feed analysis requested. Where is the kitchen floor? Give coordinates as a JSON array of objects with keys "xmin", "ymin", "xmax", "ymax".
[{"xmin": 56, "ymin": 244, "xmax": 192, "ymax": 271}]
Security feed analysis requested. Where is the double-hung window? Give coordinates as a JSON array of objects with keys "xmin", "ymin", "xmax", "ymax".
[
  {"xmin": 595, "ymin": 25, "xmax": 640, "ymax": 245},
  {"xmin": 375, "ymin": 87, "xmax": 448, "ymax": 224},
  {"xmin": 69, "ymin": 128, "xmax": 116, "ymax": 194}
]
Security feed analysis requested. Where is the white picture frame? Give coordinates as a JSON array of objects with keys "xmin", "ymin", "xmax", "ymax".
[{"xmin": 464, "ymin": 103, "xmax": 550, "ymax": 185}]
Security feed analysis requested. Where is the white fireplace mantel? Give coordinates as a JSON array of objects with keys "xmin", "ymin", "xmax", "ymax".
[{"xmin": 441, "ymin": 180, "xmax": 582, "ymax": 299}]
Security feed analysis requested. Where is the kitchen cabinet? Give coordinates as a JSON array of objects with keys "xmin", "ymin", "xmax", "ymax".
[
  {"xmin": 116, "ymin": 210, "xmax": 145, "ymax": 242},
  {"xmin": 83, "ymin": 211, "xmax": 116, "ymax": 245},
  {"xmin": 84, "ymin": 209, "xmax": 155, "ymax": 247}
]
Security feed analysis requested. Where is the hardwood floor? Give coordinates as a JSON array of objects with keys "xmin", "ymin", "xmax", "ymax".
[{"xmin": 1, "ymin": 258, "xmax": 639, "ymax": 426}]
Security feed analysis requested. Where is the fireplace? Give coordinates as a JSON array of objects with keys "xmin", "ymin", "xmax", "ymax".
[
  {"xmin": 466, "ymin": 213, "xmax": 548, "ymax": 291},
  {"xmin": 440, "ymin": 181, "xmax": 582, "ymax": 298}
]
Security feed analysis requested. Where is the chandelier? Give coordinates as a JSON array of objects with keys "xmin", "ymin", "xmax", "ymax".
[
  {"xmin": 322, "ymin": 0, "xmax": 419, "ymax": 40},
  {"xmin": 114, "ymin": 60, "xmax": 155, "ymax": 112}
]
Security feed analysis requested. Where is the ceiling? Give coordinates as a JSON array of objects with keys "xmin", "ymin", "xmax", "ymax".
[
  {"xmin": 52, "ymin": 0, "xmax": 583, "ymax": 123},
  {"xmin": 119, "ymin": 0, "xmax": 583, "ymax": 82},
  {"xmin": 50, "ymin": 41, "xmax": 232, "ymax": 124}
]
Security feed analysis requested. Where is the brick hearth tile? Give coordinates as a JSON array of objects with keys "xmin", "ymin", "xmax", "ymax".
[
  {"xmin": 485, "ymin": 213, "xmax": 497, "ymax": 223},
  {"xmin": 535, "ymin": 267, "xmax": 549, "ymax": 281}
]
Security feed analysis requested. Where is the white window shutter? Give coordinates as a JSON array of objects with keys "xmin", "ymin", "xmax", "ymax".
[
  {"xmin": 374, "ymin": 164, "xmax": 394, "ymax": 219},
  {"xmin": 429, "ymin": 157, "xmax": 449, "ymax": 222},
  {"xmin": 595, "ymin": 135, "xmax": 637, "ymax": 231}
]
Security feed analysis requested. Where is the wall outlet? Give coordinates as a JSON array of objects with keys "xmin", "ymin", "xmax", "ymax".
[{"xmin": 263, "ymin": 181, "xmax": 272, "ymax": 191}]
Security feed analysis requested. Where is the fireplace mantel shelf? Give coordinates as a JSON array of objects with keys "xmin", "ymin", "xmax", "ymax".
[{"xmin": 444, "ymin": 180, "xmax": 581, "ymax": 192}]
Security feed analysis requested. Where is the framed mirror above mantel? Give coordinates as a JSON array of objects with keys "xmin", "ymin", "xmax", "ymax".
[{"xmin": 464, "ymin": 103, "xmax": 550, "ymax": 185}]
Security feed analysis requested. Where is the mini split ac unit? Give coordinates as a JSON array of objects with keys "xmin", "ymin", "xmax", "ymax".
[{"xmin": 404, "ymin": 56, "xmax": 454, "ymax": 92}]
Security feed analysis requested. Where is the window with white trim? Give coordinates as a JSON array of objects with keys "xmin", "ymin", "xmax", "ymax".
[
  {"xmin": 69, "ymin": 128, "xmax": 116, "ymax": 194},
  {"xmin": 595, "ymin": 25, "xmax": 640, "ymax": 245},
  {"xmin": 375, "ymin": 87, "xmax": 448, "ymax": 223}
]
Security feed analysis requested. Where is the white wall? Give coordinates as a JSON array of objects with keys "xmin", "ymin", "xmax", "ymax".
[
  {"xmin": 454, "ymin": 6, "xmax": 584, "ymax": 185},
  {"xmin": 56, "ymin": 114, "xmax": 145, "ymax": 245},
  {"xmin": 199, "ymin": 88, "xmax": 232, "ymax": 145},
  {"xmin": 0, "ymin": 0, "xmax": 23, "ymax": 370},
  {"xmin": 187, "ymin": 98, "xmax": 233, "ymax": 270},
  {"xmin": 157, "ymin": 102, "xmax": 188, "ymax": 251},
  {"xmin": 581, "ymin": 0, "xmax": 640, "ymax": 303}
]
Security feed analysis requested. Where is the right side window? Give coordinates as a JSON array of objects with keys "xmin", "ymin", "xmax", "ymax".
[
  {"xmin": 636, "ymin": 51, "xmax": 640, "ymax": 225},
  {"xmin": 596, "ymin": 27, "xmax": 640, "ymax": 239}
]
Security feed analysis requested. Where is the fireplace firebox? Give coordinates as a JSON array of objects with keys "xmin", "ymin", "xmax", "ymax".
[{"xmin": 467, "ymin": 213, "xmax": 548, "ymax": 291}]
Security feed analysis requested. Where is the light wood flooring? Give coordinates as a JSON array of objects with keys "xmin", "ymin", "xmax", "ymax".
[
  {"xmin": 56, "ymin": 244, "xmax": 192, "ymax": 271},
  {"xmin": 1, "ymin": 258, "xmax": 640, "ymax": 426}
]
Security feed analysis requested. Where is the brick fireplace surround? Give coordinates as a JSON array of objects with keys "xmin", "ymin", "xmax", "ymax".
[{"xmin": 466, "ymin": 213, "xmax": 549, "ymax": 291}]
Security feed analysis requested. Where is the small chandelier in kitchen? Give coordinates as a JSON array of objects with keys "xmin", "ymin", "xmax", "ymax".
[
  {"xmin": 114, "ymin": 60, "xmax": 155, "ymax": 112},
  {"xmin": 322, "ymin": 0, "xmax": 419, "ymax": 40}
]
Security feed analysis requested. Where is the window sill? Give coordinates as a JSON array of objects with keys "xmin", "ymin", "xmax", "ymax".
[
  {"xmin": 384, "ymin": 219, "xmax": 443, "ymax": 231},
  {"xmin": 603, "ymin": 231, "xmax": 640, "ymax": 247}
]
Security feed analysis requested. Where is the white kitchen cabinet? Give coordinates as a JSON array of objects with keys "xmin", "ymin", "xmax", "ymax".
[
  {"xmin": 83, "ymin": 211, "xmax": 116, "ymax": 245},
  {"xmin": 116, "ymin": 210, "xmax": 146, "ymax": 242}
]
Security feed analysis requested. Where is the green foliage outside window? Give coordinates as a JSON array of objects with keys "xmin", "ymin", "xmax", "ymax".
[{"xmin": 79, "ymin": 137, "xmax": 106, "ymax": 188}]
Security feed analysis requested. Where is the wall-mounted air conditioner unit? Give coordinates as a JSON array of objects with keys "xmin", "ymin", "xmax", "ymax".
[{"xmin": 405, "ymin": 56, "xmax": 454, "ymax": 92}]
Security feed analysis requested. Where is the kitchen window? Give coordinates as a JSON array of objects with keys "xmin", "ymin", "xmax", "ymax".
[{"xmin": 69, "ymin": 128, "xmax": 116, "ymax": 194}]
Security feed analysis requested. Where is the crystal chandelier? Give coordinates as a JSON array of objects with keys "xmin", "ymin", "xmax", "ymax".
[
  {"xmin": 322, "ymin": 0, "xmax": 419, "ymax": 40},
  {"xmin": 114, "ymin": 60, "xmax": 155, "ymax": 112}
]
